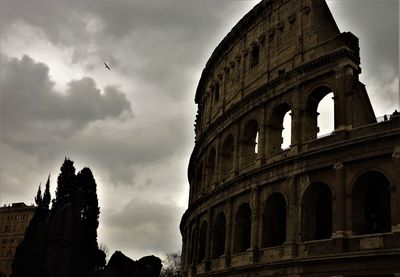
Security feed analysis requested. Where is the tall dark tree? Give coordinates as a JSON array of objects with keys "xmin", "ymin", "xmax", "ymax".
[
  {"xmin": 76, "ymin": 167, "xmax": 105, "ymax": 272},
  {"xmin": 52, "ymin": 158, "xmax": 76, "ymax": 210},
  {"xmin": 34, "ymin": 184, "xmax": 42, "ymax": 207},
  {"xmin": 43, "ymin": 175, "xmax": 51, "ymax": 210},
  {"xmin": 13, "ymin": 159, "xmax": 106, "ymax": 277}
]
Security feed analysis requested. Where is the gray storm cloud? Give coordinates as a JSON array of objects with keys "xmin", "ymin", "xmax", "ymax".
[
  {"xmin": 1, "ymin": 54, "xmax": 132, "ymax": 146},
  {"xmin": 102, "ymin": 197, "xmax": 183, "ymax": 257}
]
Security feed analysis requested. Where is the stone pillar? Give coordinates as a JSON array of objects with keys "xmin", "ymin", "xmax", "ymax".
[
  {"xmin": 332, "ymin": 162, "xmax": 346, "ymax": 253},
  {"xmin": 224, "ymin": 199, "xmax": 233, "ymax": 267},
  {"xmin": 217, "ymin": 135, "xmax": 223, "ymax": 183},
  {"xmin": 250, "ymin": 187, "xmax": 260, "ymax": 262},
  {"xmin": 257, "ymin": 104, "xmax": 267, "ymax": 164},
  {"xmin": 334, "ymin": 66, "xmax": 355, "ymax": 131},
  {"xmin": 332, "ymin": 162, "xmax": 346, "ymax": 236},
  {"xmin": 233, "ymin": 124, "xmax": 241, "ymax": 176},
  {"xmin": 205, "ymin": 209, "xmax": 212, "ymax": 271},
  {"xmin": 284, "ymin": 175, "xmax": 298, "ymax": 258},
  {"xmin": 290, "ymin": 86, "xmax": 302, "ymax": 146}
]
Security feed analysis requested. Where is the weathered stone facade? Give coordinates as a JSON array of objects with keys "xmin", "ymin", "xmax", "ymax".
[
  {"xmin": 0, "ymin": 203, "xmax": 35, "ymax": 277},
  {"xmin": 180, "ymin": 0, "xmax": 400, "ymax": 276}
]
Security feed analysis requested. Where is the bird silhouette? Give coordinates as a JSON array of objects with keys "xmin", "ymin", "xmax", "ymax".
[{"xmin": 104, "ymin": 62, "xmax": 111, "ymax": 70}]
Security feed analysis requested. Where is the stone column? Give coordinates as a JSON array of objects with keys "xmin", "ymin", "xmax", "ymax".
[
  {"xmin": 332, "ymin": 162, "xmax": 346, "ymax": 253},
  {"xmin": 250, "ymin": 187, "xmax": 260, "ymax": 262},
  {"xmin": 233, "ymin": 124, "xmax": 241, "ymax": 176},
  {"xmin": 257, "ymin": 104, "xmax": 267, "ymax": 164},
  {"xmin": 332, "ymin": 162, "xmax": 346, "ymax": 236},
  {"xmin": 205, "ymin": 209, "xmax": 213, "ymax": 271},
  {"xmin": 334, "ymin": 66, "xmax": 354, "ymax": 131},
  {"xmin": 216, "ymin": 135, "xmax": 223, "ymax": 182},
  {"xmin": 224, "ymin": 199, "xmax": 233, "ymax": 267},
  {"xmin": 290, "ymin": 87, "xmax": 302, "ymax": 146},
  {"xmin": 284, "ymin": 175, "xmax": 298, "ymax": 258}
]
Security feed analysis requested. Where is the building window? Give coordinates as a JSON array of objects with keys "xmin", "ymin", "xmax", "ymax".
[
  {"xmin": 241, "ymin": 119, "xmax": 259, "ymax": 167},
  {"xmin": 233, "ymin": 203, "xmax": 252, "ymax": 253},
  {"xmin": 351, "ymin": 171, "xmax": 391, "ymax": 235},
  {"xmin": 211, "ymin": 212, "xmax": 226, "ymax": 259},
  {"xmin": 262, "ymin": 193, "xmax": 287, "ymax": 247},
  {"xmin": 15, "ymin": 215, "xmax": 19, "ymax": 221},
  {"xmin": 197, "ymin": 221, "xmax": 207, "ymax": 263},
  {"xmin": 213, "ymin": 83, "xmax": 220, "ymax": 102},
  {"xmin": 250, "ymin": 45, "xmax": 260, "ymax": 68},
  {"xmin": 301, "ymin": 182, "xmax": 332, "ymax": 241}
]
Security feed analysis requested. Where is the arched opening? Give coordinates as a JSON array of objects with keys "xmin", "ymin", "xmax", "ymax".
[
  {"xmin": 250, "ymin": 44, "xmax": 260, "ymax": 67},
  {"xmin": 188, "ymin": 228, "xmax": 197, "ymax": 265},
  {"xmin": 268, "ymin": 103, "xmax": 292, "ymax": 154},
  {"xmin": 233, "ymin": 203, "xmax": 252, "ymax": 253},
  {"xmin": 282, "ymin": 112, "xmax": 291, "ymax": 149},
  {"xmin": 211, "ymin": 212, "xmax": 226, "ymax": 259},
  {"xmin": 304, "ymin": 86, "xmax": 335, "ymax": 140},
  {"xmin": 241, "ymin": 119, "xmax": 259, "ymax": 167},
  {"xmin": 206, "ymin": 148, "xmax": 216, "ymax": 185},
  {"xmin": 221, "ymin": 135, "xmax": 234, "ymax": 179},
  {"xmin": 317, "ymin": 92, "xmax": 334, "ymax": 136},
  {"xmin": 351, "ymin": 171, "xmax": 391, "ymax": 235},
  {"xmin": 197, "ymin": 221, "xmax": 207, "ymax": 263},
  {"xmin": 262, "ymin": 193, "xmax": 287, "ymax": 247},
  {"xmin": 195, "ymin": 161, "xmax": 204, "ymax": 194},
  {"xmin": 301, "ymin": 182, "xmax": 332, "ymax": 241}
]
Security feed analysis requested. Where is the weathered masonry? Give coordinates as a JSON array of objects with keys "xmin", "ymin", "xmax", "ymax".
[{"xmin": 180, "ymin": 0, "xmax": 400, "ymax": 276}]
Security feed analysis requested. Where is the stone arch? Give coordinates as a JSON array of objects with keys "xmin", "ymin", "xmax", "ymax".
[
  {"xmin": 195, "ymin": 160, "xmax": 204, "ymax": 194},
  {"xmin": 268, "ymin": 102, "xmax": 292, "ymax": 154},
  {"xmin": 301, "ymin": 182, "xmax": 333, "ymax": 241},
  {"xmin": 351, "ymin": 171, "xmax": 391, "ymax": 235},
  {"xmin": 304, "ymin": 85, "xmax": 336, "ymax": 141},
  {"xmin": 241, "ymin": 119, "xmax": 259, "ymax": 167},
  {"xmin": 197, "ymin": 220, "xmax": 208, "ymax": 263},
  {"xmin": 206, "ymin": 148, "xmax": 216, "ymax": 185},
  {"xmin": 262, "ymin": 192, "xmax": 287, "ymax": 247},
  {"xmin": 211, "ymin": 212, "xmax": 226, "ymax": 259},
  {"xmin": 220, "ymin": 134, "xmax": 235, "ymax": 178},
  {"xmin": 188, "ymin": 227, "xmax": 197, "ymax": 265},
  {"xmin": 233, "ymin": 203, "xmax": 252, "ymax": 253}
]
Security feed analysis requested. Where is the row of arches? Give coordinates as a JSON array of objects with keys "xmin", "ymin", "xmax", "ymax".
[
  {"xmin": 193, "ymin": 87, "xmax": 334, "ymax": 196},
  {"xmin": 187, "ymin": 171, "xmax": 392, "ymax": 264}
]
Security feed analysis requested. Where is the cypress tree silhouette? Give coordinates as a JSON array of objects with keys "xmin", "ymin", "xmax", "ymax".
[
  {"xmin": 12, "ymin": 159, "xmax": 106, "ymax": 277},
  {"xmin": 43, "ymin": 175, "xmax": 51, "ymax": 210},
  {"xmin": 52, "ymin": 158, "xmax": 76, "ymax": 211},
  {"xmin": 76, "ymin": 168, "xmax": 105, "ymax": 270},
  {"xmin": 34, "ymin": 184, "xmax": 43, "ymax": 208},
  {"xmin": 74, "ymin": 168, "xmax": 106, "ymax": 277}
]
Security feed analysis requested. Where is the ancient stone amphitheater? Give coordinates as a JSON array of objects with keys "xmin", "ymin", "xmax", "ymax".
[{"xmin": 180, "ymin": 0, "xmax": 400, "ymax": 276}]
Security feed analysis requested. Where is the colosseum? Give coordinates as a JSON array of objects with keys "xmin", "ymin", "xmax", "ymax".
[{"xmin": 180, "ymin": 0, "xmax": 400, "ymax": 276}]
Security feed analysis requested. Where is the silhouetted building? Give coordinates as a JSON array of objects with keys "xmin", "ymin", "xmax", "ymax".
[
  {"xmin": 180, "ymin": 0, "xmax": 400, "ymax": 276},
  {"xmin": 0, "ymin": 203, "xmax": 35, "ymax": 277}
]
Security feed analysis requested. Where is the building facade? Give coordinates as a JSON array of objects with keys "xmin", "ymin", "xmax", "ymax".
[
  {"xmin": 0, "ymin": 203, "xmax": 35, "ymax": 277},
  {"xmin": 180, "ymin": 0, "xmax": 400, "ymax": 276}
]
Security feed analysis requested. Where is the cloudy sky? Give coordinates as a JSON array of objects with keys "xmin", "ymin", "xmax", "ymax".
[{"xmin": 0, "ymin": 0, "xmax": 398, "ymax": 260}]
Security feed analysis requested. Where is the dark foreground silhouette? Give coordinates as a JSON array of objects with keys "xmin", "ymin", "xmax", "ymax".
[
  {"xmin": 11, "ymin": 158, "xmax": 162, "ymax": 277},
  {"xmin": 103, "ymin": 251, "xmax": 162, "ymax": 277}
]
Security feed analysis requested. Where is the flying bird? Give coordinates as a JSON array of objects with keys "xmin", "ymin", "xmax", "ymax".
[{"xmin": 104, "ymin": 62, "xmax": 111, "ymax": 70}]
